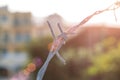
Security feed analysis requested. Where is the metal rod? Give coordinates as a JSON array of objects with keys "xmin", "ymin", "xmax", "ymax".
[{"xmin": 47, "ymin": 21, "xmax": 56, "ymax": 39}]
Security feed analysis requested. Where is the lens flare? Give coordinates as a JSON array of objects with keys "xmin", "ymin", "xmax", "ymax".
[
  {"xmin": 33, "ymin": 57, "xmax": 42, "ymax": 67},
  {"xmin": 10, "ymin": 72, "xmax": 28, "ymax": 80},
  {"xmin": 23, "ymin": 69, "xmax": 30, "ymax": 76},
  {"xmin": 27, "ymin": 63, "xmax": 36, "ymax": 72},
  {"xmin": 10, "ymin": 58, "xmax": 42, "ymax": 80}
]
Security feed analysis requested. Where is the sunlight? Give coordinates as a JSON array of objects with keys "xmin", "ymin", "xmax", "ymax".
[
  {"xmin": 0, "ymin": 0, "xmax": 120, "ymax": 23},
  {"xmin": 1, "ymin": 1, "xmax": 120, "ymax": 80}
]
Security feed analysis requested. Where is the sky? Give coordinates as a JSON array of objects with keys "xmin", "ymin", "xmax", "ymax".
[{"xmin": 0, "ymin": 0, "xmax": 120, "ymax": 24}]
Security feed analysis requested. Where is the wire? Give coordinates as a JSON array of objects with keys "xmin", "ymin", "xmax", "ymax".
[{"xmin": 36, "ymin": 1, "xmax": 120, "ymax": 80}]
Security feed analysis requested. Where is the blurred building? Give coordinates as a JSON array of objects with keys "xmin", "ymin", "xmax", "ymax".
[
  {"xmin": 65, "ymin": 24, "xmax": 120, "ymax": 48},
  {"xmin": 0, "ymin": 6, "xmax": 32, "ymax": 54},
  {"xmin": 0, "ymin": 6, "xmax": 32, "ymax": 79}
]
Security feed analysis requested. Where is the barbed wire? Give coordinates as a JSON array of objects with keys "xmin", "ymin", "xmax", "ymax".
[{"xmin": 36, "ymin": 1, "xmax": 120, "ymax": 80}]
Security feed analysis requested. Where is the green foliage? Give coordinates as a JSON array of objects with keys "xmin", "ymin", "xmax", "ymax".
[
  {"xmin": 27, "ymin": 36, "xmax": 52, "ymax": 61},
  {"xmin": 27, "ymin": 36, "xmax": 120, "ymax": 80},
  {"xmin": 87, "ymin": 37, "xmax": 120, "ymax": 80}
]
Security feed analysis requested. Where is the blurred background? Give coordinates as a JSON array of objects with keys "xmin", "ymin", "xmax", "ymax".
[{"xmin": 0, "ymin": 0, "xmax": 120, "ymax": 80}]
